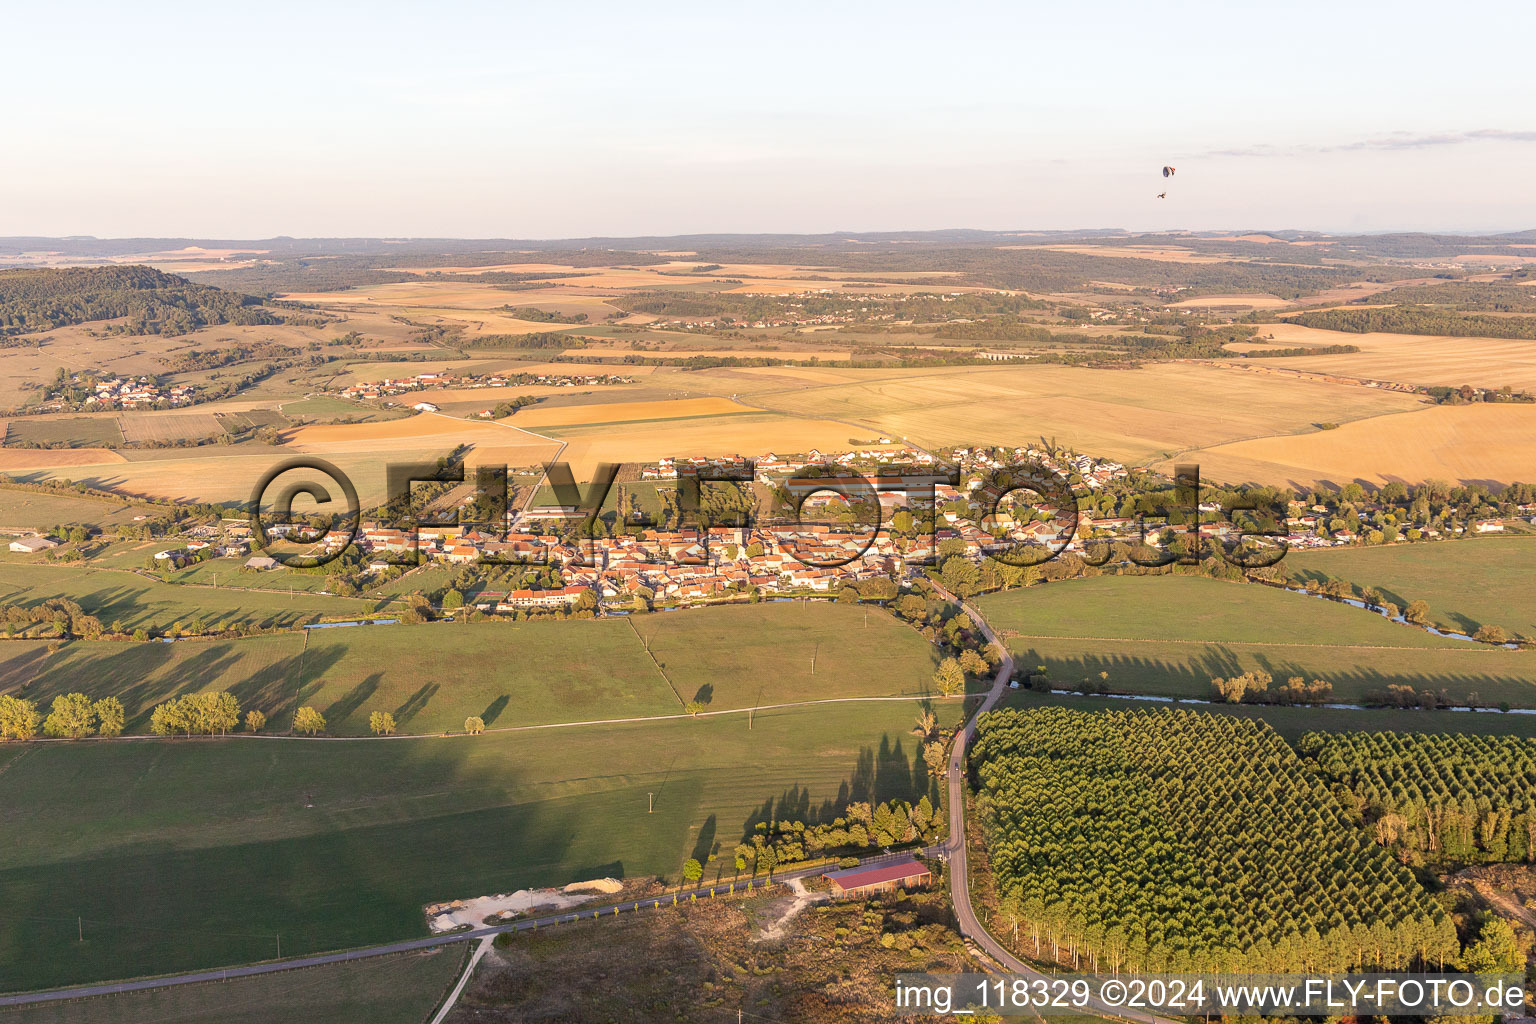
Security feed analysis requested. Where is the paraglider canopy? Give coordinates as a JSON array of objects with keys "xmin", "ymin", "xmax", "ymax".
[{"xmin": 1162, "ymin": 166, "xmax": 1176, "ymax": 178}]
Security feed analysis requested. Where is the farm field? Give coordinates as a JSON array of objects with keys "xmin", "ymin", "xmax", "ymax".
[
  {"xmin": 4, "ymin": 634, "xmax": 306, "ymax": 727},
  {"xmin": 625, "ymin": 600, "xmax": 945, "ymax": 708},
  {"xmin": 1180, "ymin": 402, "xmax": 1536, "ymax": 488},
  {"xmin": 1285, "ymin": 536, "xmax": 1536, "ymax": 637},
  {"xmin": 5, "ymin": 602, "xmax": 946, "ymax": 736},
  {"xmin": 0, "ymin": 561, "xmax": 389, "ymax": 631},
  {"xmin": 1, "ymin": 948, "xmax": 468, "ymax": 1024},
  {"xmin": 978, "ymin": 575, "xmax": 1467, "ymax": 648},
  {"xmin": 508, "ymin": 395, "xmax": 752, "ymax": 428},
  {"xmin": 0, "ymin": 698, "xmax": 953, "ymax": 991},
  {"xmin": 10, "ymin": 449, "xmax": 460, "ymax": 505},
  {"xmin": 285, "ymin": 410, "xmax": 560, "ymax": 462},
  {"xmin": 1259, "ymin": 320, "xmax": 1536, "ymax": 391},
  {"xmin": 117, "ymin": 411, "xmax": 224, "ymax": 443},
  {"xmin": 978, "ymin": 575, "xmax": 1536, "ymax": 706},
  {"xmin": 551, "ymin": 412, "xmax": 890, "ymax": 477},
  {"xmin": 0, "ymin": 488, "xmax": 145, "ymax": 530},
  {"xmin": 2, "ymin": 416, "xmax": 124, "ymax": 448},
  {"xmin": 709, "ymin": 361, "xmax": 1425, "ymax": 463},
  {"xmin": 294, "ymin": 619, "xmax": 679, "ymax": 734}
]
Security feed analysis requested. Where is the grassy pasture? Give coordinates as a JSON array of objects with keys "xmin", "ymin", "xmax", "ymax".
[
  {"xmin": 5, "ymin": 634, "xmax": 306, "ymax": 726},
  {"xmin": 635, "ymin": 600, "xmax": 943, "ymax": 708},
  {"xmin": 0, "ymin": 947, "xmax": 468, "ymax": 1024},
  {"xmin": 295, "ymin": 618, "xmax": 679, "ymax": 734},
  {"xmin": 1285, "ymin": 536, "xmax": 1536, "ymax": 637},
  {"xmin": 0, "ymin": 699, "xmax": 951, "ymax": 991},
  {"xmin": 979, "ymin": 575, "xmax": 1536, "ymax": 706},
  {"xmin": 0, "ymin": 562, "xmax": 391, "ymax": 631},
  {"xmin": 3, "ymin": 603, "xmax": 945, "ymax": 736},
  {"xmin": 0, "ymin": 489, "xmax": 143, "ymax": 530}
]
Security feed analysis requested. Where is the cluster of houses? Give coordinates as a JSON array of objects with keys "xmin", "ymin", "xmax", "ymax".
[
  {"xmin": 42, "ymin": 375, "xmax": 194, "ymax": 411},
  {"xmin": 335, "ymin": 370, "xmax": 635, "ymax": 402},
  {"xmin": 267, "ymin": 445, "xmax": 1150, "ymax": 610},
  {"xmin": 1280, "ymin": 499, "xmax": 1531, "ymax": 549}
]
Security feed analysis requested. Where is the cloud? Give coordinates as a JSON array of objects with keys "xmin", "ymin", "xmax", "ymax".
[{"xmin": 1209, "ymin": 129, "xmax": 1536, "ymax": 158}]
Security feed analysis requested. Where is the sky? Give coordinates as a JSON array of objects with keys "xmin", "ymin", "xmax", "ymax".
[{"xmin": 5, "ymin": 0, "xmax": 1536, "ymax": 238}]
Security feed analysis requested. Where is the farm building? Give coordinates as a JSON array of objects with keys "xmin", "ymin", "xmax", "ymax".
[
  {"xmin": 8, "ymin": 536, "xmax": 59, "ymax": 554},
  {"xmin": 823, "ymin": 858, "xmax": 932, "ymax": 898},
  {"xmin": 245, "ymin": 556, "xmax": 279, "ymax": 570}
]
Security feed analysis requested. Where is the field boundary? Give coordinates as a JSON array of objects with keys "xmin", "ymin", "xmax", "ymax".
[{"xmin": 5, "ymin": 692, "xmax": 960, "ymax": 746}]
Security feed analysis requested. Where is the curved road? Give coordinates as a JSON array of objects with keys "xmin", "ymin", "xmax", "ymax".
[{"xmin": 941, "ymin": 588, "xmax": 1178, "ymax": 1024}]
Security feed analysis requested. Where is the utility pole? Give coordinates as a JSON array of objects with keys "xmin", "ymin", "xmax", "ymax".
[
  {"xmin": 276, "ymin": 933, "xmax": 281, "ymax": 958},
  {"xmin": 78, "ymin": 916, "xmax": 83, "ymax": 943},
  {"xmin": 648, "ymin": 792, "xmax": 654, "ymax": 814}
]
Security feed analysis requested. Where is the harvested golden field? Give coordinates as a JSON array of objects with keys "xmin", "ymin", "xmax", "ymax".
[
  {"xmin": 1003, "ymin": 244, "xmax": 1230, "ymax": 263},
  {"xmin": 372, "ymin": 384, "xmax": 637, "ymax": 407},
  {"xmin": 509, "ymin": 396, "xmax": 750, "ymax": 428},
  {"xmin": 553, "ymin": 415, "xmax": 904, "ymax": 476},
  {"xmin": 15, "ymin": 450, "xmax": 416, "ymax": 505},
  {"xmin": 1253, "ymin": 322, "xmax": 1536, "ymax": 391},
  {"xmin": 0, "ymin": 448, "xmax": 126, "ymax": 469},
  {"xmin": 1175, "ymin": 403, "xmax": 1536, "ymax": 487},
  {"xmin": 713, "ymin": 362, "xmax": 1425, "ymax": 463},
  {"xmin": 278, "ymin": 280, "xmax": 622, "ymax": 337},
  {"xmin": 1166, "ymin": 293, "xmax": 1289, "ymax": 310},
  {"xmin": 286, "ymin": 410, "xmax": 559, "ymax": 455}
]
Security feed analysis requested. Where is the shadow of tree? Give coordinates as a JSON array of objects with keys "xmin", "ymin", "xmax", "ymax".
[
  {"xmin": 480, "ymin": 694, "xmax": 510, "ymax": 726},
  {"xmin": 737, "ymin": 731, "xmax": 933, "ymax": 842}
]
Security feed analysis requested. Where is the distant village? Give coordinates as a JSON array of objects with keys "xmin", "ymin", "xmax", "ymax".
[
  {"xmin": 334, "ymin": 370, "xmax": 636, "ymax": 405},
  {"xmin": 38, "ymin": 373, "xmax": 196, "ymax": 412}
]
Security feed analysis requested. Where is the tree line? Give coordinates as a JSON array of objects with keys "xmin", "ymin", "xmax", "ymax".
[{"xmin": 1288, "ymin": 305, "xmax": 1536, "ymax": 341}]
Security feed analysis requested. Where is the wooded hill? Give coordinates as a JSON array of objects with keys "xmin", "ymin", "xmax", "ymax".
[{"xmin": 0, "ymin": 266, "xmax": 278, "ymax": 337}]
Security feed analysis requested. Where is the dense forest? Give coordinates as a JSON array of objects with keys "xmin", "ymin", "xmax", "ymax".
[
  {"xmin": 973, "ymin": 707, "xmax": 1457, "ymax": 972},
  {"xmin": 0, "ymin": 266, "xmax": 277, "ymax": 337},
  {"xmin": 1288, "ymin": 305, "xmax": 1536, "ymax": 340},
  {"xmin": 1302, "ymin": 731, "xmax": 1536, "ymax": 866}
]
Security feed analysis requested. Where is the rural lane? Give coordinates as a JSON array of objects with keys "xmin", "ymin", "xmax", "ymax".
[{"xmin": 940, "ymin": 587, "xmax": 1179, "ymax": 1024}]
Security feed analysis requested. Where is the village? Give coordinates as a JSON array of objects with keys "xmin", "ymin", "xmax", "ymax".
[
  {"xmin": 142, "ymin": 444, "xmax": 1523, "ymax": 617},
  {"xmin": 333, "ymin": 369, "xmax": 636, "ymax": 403},
  {"xmin": 37, "ymin": 372, "xmax": 196, "ymax": 412}
]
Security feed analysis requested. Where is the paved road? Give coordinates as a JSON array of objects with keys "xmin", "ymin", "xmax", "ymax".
[
  {"xmin": 940, "ymin": 588, "xmax": 1179, "ymax": 1024},
  {"xmin": 0, "ymin": 852, "xmax": 924, "ymax": 1009}
]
